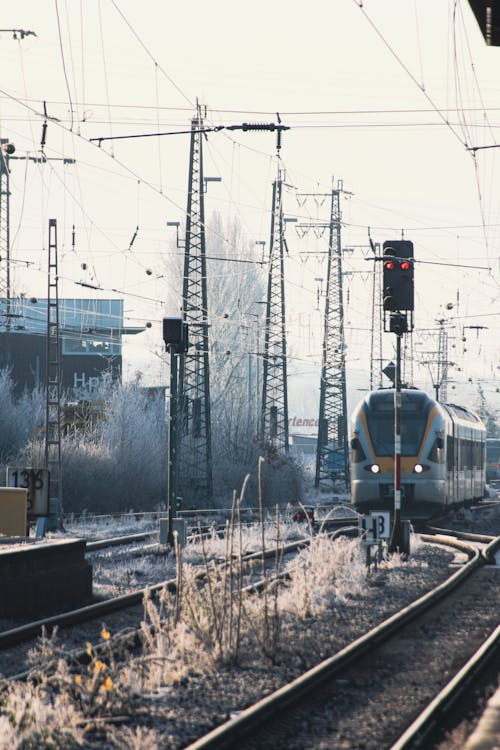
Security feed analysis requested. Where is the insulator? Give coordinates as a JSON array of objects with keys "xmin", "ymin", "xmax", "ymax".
[{"xmin": 241, "ymin": 122, "xmax": 276, "ymax": 131}]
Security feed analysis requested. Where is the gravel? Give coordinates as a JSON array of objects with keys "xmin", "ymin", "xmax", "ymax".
[{"xmin": 1, "ymin": 502, "xmax": 498, "ymax": 749}]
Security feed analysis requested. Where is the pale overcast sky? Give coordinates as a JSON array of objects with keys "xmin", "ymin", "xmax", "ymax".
[{"xmin": 0, "ymin": 1, "xmax": 498, "ymax": 415}]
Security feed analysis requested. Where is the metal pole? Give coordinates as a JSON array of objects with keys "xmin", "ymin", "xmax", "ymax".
[
  {"xmin": 167, "ymin": 348, "xmax": 178, "ymax": 546},
  {"xmin": 389, "ymin": 332, "xmax": 406, "ymax": 554}
]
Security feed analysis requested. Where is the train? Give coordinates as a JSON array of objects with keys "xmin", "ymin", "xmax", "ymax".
[
  {"xmin": 486, "ymin": 438, "xmax": 500, "ymax": 483},
  {"xmin": 350, "ymin": 387, "xmax": 486, "ymax": 520}
]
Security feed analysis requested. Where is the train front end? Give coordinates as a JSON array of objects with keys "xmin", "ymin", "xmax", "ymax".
[{"xmin": 350, "ymin": 388, "xmax": 448, "ymax": 520}]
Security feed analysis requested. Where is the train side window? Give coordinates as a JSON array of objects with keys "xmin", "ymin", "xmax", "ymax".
[
  {"xmin": 350, "ymin": 437, "xmax": 366, "ymax": 463},
  {"xmin": 447, "ymin": 435, "xmax": 454, "ymax": 470}
]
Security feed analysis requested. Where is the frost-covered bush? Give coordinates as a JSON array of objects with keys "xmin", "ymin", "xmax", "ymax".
[
  {"xmin": 0, "ymin": 368, "xmax": 44, "ymax": 463},
  {"xmin": 0, "ymin": 681, "xmax": 84, "ymax": 749},
  {"xmin": 17, "ymin": 380, "xmax": 167, "ymax": 515},
  {"xmin": 280, "ymin": 535, "xmax": 367, "ymax": 618},
  {"xmin": 61, "ymin": 383, "xmax": 167, "ymax": 514}
]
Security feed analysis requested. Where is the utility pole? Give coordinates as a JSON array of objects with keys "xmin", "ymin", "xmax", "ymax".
[
  {"xmin": 0, "ymin": 140, "xmax": 15, "ymax": 323},
  {"xmin": 261, "ymin": 167, "xmax": 289, "ymax": 453},
  {"xmin": 313, "ymin": 182, "xmax": 349, "ymax": 490},
  {"xmin": 45, "ymin": 219, "xmax": 63, "ymax": 530},
  {"xmin": 176, "ymin": 109, "xmax": 214, "ymax": 505}
]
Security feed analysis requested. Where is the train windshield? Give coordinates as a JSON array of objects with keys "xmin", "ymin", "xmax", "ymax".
[{"xmin": 365, "ymin": 391, "xmax": 431, "ymax": 457}]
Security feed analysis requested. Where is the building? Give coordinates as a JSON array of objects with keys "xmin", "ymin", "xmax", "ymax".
[{"xmin": 0, "ymin": 297, "xmax": 144, "ymax": 394}]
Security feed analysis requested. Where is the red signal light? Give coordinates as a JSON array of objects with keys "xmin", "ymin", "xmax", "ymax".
[
  {"xmin": 400, "ymin": 260, "xmax": 411, "ymax": 270},
  {"xmin": 384, "ymin": 261, "xmax": 395, "ymax": 270}
]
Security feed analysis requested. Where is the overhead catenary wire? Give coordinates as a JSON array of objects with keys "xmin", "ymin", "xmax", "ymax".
[{"xmin": 0, "ymin": 6, "xmax": 496, "ymax": 391}]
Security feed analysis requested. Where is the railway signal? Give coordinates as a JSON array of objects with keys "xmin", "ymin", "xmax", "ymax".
[
  {"xmin": 163, "ymin": 317, "xmax": 189, "ymax": 547},
  {"xmin": 381, "ymin": 239, "xmax": 415, "ymax": 557},
  {"xmin": 382, "ymin": 240, "xmax": 414, "ymax": 312}
]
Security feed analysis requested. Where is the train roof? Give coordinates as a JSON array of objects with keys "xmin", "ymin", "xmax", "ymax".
[
  {"xmin": 355, "ymin": 388, "xmax": 435, "ymax": 412},
  {"xmin": 441, "ymin": 402, "xmax": 483, "ymax": 424},
  {"xmin": 352, "ymin": 388, "xmax": 485, "ymax": 429}
]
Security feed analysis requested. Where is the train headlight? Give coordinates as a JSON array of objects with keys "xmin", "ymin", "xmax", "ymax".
[
  {"xmin": 414, "ymin": 464, "xmax": 424, "ymax": 474},
  {"xmin": 370, "ymin": 464, "xmax": 380, "ymax": 474}
]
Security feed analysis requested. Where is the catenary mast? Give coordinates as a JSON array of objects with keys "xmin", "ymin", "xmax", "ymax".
[
  {"xmin": 177, "ymin": 108, "xmax": 213, "ymax": 504},
  {"xmin": 315, "ymin": 181, "xmax": 349, "ymax": 489},
  {"xmin": 261, "ymin": 141, "xmax": 289, "ymax": 453}
]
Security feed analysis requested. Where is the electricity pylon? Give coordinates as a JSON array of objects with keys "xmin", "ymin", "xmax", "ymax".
[
  {"xmin": 177, "ymin": 111, "xmax": 213, "ymax": 504},
  {"xmin": 261, "ymin": 168, "xmax": 289, "ymax": 453},
  {"xmin": 315, "ymin": 181, "xmax": 349, "ymax": 489}
]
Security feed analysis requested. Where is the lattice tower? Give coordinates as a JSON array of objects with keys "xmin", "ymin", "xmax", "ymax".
[
  {"xmin": 177, "ymin": 115, "xmax": 213, "ymax": 503},
  {"xmin": 45, "ymin": 219, "xmax": 63, "ymax": 524},
  {"xmin": 437, "ymin": 325, "xmax": 449, "ymax": 402},
  {"xmin": 261, "ymin": 171, "xmax": 289, "ymax": 452},
  {"xmin": 315, "ymin": 185, "xmax": 349, "ymax": 488}
]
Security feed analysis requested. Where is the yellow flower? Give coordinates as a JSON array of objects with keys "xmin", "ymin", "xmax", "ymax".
[
  {"xmin": 86, "ymin": 642, "xmax": 92, "ymax": 656},
  {"xmin": 99, "ymin": 676, "xmax": 113, "ymax": 692},
  {"xmin": 101, "ymin": 628, "xmax": 111, "ymax": 640},
  {"xmin": 74, "ymin": 675, "xmax": 82, "ymax": 685},
  {"xmin": 94, "ymin": 660, "xmax": 107, "ymax": 673}
]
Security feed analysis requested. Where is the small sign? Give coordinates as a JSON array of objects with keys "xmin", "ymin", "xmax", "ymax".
[
  {"xmin": 6, "ymin": 468, "xmax": 49, "ymax": 517},
  {"xmin": 369, "ymin": 511, "xmax": 391, "ymax": 539}
]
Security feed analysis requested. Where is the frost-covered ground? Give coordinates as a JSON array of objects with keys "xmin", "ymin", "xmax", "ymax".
[
  {"xmin": 89, "ymin": 517, "xmax": 307, "ymax": 597},
  {"xmin": 0, "ymin": 513, "xmax": 469, "ymax": 749}
]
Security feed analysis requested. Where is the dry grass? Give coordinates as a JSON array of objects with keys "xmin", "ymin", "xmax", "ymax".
[{"xmin": 0, "ymin": 460, "xmax": 429, "ymax": 747}]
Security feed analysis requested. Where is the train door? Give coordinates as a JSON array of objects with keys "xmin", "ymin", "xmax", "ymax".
[
  {"xmin": 465, "ymin": 428, "xmax": 473, "ymax": 504},
  {"xmin": 446, "ymin": 432, "xmax": 454, "ymax": 506},
  {"xmin": 455, "ymin": 425, "xmax": 462, "ymax": 504}
]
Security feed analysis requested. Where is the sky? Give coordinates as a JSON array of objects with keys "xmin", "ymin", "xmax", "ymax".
[{"xmin": 0, "ymin": 0, "xmax": 499, "ymax": 423}]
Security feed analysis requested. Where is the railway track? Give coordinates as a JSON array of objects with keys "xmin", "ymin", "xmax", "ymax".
[
  {"xmin": 185, "ymin": 533, "xmax": 500, "ymax": 750},
  {"xmin": 0, "ymin": 535, "xmax": 312, "ymax": 676},
  {"xmin": 390, "ymin": 623, "xmax": 500, "ymax": 749}
]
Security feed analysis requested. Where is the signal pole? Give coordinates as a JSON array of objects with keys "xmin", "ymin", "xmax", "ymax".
[
  {"xmin": 313, "ymin": 181, "xmax": 349, "ymax": 490},
  {"xmin": 382, "ymin": 240, "xmax": 414, "ymax": 556},
  {"xmin": 162, "ymin": 318, "xmax": 188, "ymax": 545}
]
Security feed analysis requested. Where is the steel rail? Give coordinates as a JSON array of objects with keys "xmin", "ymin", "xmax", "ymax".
[
  {"xmin": 426, "ymin": 527, "xmax": 495, "ymax": 545},
  {"xmin": 5, "ymin": 569, "xmax": 294, "ymax": 684},
  {"xmin": 185, "ymin": 537, "xmax": 485, "ymax": 750},
  {"xmin": 85, "ymin": 532, "xmax": 154, "ymax": 550},
  {"xmin": 0, "ymin": 535, "xmax": 311, "ymax": 650},
  {"xmin": 389, "ymin": 624, "xmax": 500, "ymax": 750}
]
